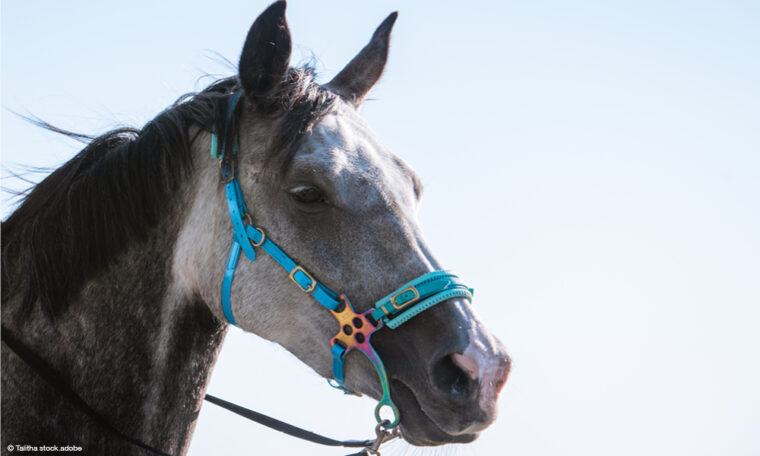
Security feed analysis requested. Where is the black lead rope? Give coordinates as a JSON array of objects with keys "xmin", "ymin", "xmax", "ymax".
[
  {"xmin": 203, "ymin": 394, "xmax": 374, "ymax": 448},
  {"xmin": 1, "ymin": 326, "xmax": 376, "ymax": 455},
  {"xmin": 1, "ymin": 327, "xmax": 172, "ymax": 456}
]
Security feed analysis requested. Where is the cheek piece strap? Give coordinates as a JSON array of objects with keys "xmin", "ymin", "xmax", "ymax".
[{"xmin": 213, "ymin": 92, "xmax": 474, "ymax": 428}]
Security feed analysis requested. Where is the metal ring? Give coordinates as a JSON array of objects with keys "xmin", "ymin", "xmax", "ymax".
[
  {"xmin": 374, "ymin": 400, "xmax": 400, "ymax": 428},
  {"xmin": 249, "ymin": 227, "xmax": 266, "ymax": 247}
]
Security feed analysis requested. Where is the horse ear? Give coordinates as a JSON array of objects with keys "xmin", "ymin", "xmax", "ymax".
[
  {"xmin": 238, "ymin": 1, "xmax": 292, "ymax": 99},
  {"xmin": 327, "ymin": 12, "xmax": 398, "ymax": 107}
]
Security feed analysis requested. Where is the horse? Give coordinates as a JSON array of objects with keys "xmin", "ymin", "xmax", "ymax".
[{"xmin": 1, "ymin": 2, "xmax": 510, "ymax": 454}]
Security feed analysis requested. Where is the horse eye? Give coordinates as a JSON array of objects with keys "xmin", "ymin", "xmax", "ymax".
[{"xmin": 289, "ymin": 186, "xmax": 326, "ymax": 204}]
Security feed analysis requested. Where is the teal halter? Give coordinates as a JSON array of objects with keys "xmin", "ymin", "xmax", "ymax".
[{"xmin": 212, "ymin": 92, "xmax": 473, "ymax": 428}]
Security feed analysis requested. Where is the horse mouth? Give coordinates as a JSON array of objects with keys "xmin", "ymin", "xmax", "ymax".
[{"xmin": 391, "ymin": 379, "xmax": 479, "ymax": 446}]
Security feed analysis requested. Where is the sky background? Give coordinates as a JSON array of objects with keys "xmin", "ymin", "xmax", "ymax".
[{"xmin": 2, "ymin": 1, "xmax": 759, "ymax": 455}]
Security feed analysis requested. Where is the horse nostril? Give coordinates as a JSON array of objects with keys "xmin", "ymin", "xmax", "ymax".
[{"xmin": 432, "ymin": 354, "xmax": 474, "ymax": 402}]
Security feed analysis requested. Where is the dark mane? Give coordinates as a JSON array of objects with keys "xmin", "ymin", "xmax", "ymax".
[{"xmin": 1, "ymin": 67, "xmax": 335, "ymax": 318}]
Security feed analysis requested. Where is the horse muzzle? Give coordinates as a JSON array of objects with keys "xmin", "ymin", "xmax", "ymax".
[{"xmin": 370, "ymin": 298, "xmax": 511, "ymax": 445}]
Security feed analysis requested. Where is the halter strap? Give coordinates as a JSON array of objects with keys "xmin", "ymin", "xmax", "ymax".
[{"xmin": 212, "ymin": 92, "xmax": 474, "ymax": 428}]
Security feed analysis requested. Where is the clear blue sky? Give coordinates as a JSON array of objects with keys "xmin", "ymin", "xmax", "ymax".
[{"xmin": 2, "ymin": 1, "xmax": 759, "ymax": 455}]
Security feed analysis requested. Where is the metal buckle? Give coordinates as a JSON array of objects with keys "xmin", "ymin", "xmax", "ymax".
[
  {"xmin": 289, "ymin": 266, "xmax": 316, "ymax": 293},
  {"xmin": 219, "ymin": 157, "xmax": 235, "ymax": 184},
  {"xmin": 389, "ymin": 286, "xmax": 419, "ymax": 310}
]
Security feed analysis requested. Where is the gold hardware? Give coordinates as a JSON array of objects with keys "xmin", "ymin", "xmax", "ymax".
[
  {"xmin": 360, "ymin": 421, "xmax": 400, "ymax": 455},
  {"xmin": 242, "ymin": 213, "xmax": 266, "ymax": 247},
  {"xmin": 289, "ymin": 266, "xmax": 316, "ymax": 293},
  {"xmin": 249, "ymin": 227, "xmax": 266, "ymax": 247},
  {"xmin": 389, "ymin": 286, "xmax": 419, "ymax": 310},
  {"xmin": 219, "ymin": 157, "xmax": 235, "ymax": 184}
]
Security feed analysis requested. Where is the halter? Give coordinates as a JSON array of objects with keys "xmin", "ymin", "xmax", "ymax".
[{"xmin": 213, "ymin": 92, "xmax": 473, "ymax": 429}]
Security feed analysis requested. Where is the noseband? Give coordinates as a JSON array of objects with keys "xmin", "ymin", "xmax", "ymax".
[{"xmin": 213, "ymin": 92, "xmax": 473, "ymax": 428}]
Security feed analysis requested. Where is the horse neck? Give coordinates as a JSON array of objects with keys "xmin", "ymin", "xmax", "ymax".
[{"xmin": 3, "ymin": 203, "xmax": 227, "ymax": 454}]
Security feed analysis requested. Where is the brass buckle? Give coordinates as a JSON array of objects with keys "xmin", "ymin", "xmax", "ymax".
[
  {"xmin": 219, "ymin": 157, "xmax": 235, "ymax": 184},
  {"xmin": 389, "ymin": 286, "xmax": 419, "ymax": 310},
  {"xmin": 289, "ymin": 266, "xmax": 316, "ymax": 293}
]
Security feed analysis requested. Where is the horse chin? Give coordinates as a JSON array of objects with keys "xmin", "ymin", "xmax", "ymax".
[{"xmin": 392, "ymin": 380, "xmax": 480, "ymax": 447}]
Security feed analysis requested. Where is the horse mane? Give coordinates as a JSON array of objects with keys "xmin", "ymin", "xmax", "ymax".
[{"xmin": 1, "ymin": 67, "xmax": 336, "ymax": 318}]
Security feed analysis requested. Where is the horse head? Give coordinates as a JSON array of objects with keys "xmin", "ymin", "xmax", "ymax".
[{"xmin": 173, "ymin": 1, "xmax": 510, "ymax": 446}]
